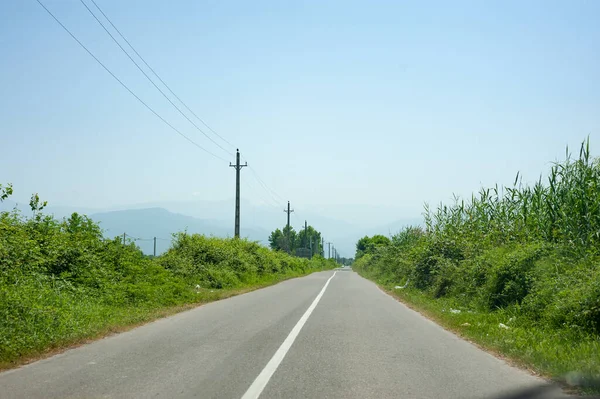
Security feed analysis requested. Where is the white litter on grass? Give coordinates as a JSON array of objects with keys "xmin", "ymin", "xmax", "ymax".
[
  {"xmin": 508, "ymin": 317, "xmax": 516, "ymax": 322},
  {"xmin": 499, "ymin": 323, "xmax": 510, "ymax": 330},
  {"xmin": 394, "ymin": 279, "xmax": 410, "ymax": 289},
  {"xmin": 450, "ymin": 308, "xmax": 461, "ymax": 314},
  {"xmin": 461, "ymin": 323, "xmax": 471, "ymax": 327}
]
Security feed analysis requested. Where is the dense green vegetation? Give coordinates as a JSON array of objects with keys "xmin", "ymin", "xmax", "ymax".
[
  {"xmin": 353, "ymin": 140, "xmax": 600, "ymax": 392},
  {"xmin": 337, "ymin": 257, "xmax": 354, "ymax": 266},
  {"xmin": 0, "ymin": 186, "xmax": 335, "ymax": 367},
  {"xmin": 268, "ymin": 224, "xmax": 323, "ymax": 257}
]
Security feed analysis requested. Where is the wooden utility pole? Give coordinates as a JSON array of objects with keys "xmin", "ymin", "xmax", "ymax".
[
  {"xmin": 229, "ymin": 149, "xmax": 247, "ymax": 238},
  {"xmin": 283, "ymin": 201, "xmax": 294, "ymax": 252},
  {"xmin": 304, "ymin": 220, "xmax": 308, "ymax": 248}
]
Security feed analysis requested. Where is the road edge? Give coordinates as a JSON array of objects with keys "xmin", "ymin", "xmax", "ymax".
[
  {"xmin": 0, "ymin": 269, "xmax": 334, "ymax": 373},
  {"xmin": 352, "ymin": 271, "xmax": 585, "ymax": 397}
]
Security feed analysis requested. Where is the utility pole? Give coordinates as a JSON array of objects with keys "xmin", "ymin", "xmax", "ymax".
[
  {"xmin": 229, "ymin": 149, "xmax": 247, "ymax": 238},
  {"xmin": 304, "ymin": 220, "xmax": 308, "ymax": 248},
  {"xmin": 309, "ymin": 237, "xmax": 313, "ymax": 259},
  {"xmin": 123, "ymin": 232, "xmax": 126, "ymax": 246},
  {"xmin": 327, "ymin": 242, "xmax": 331, "ymax": 259},
  {"xmin": 153, "ymin": 237, "xmax": 157, "ymax": 257},
  {"xmin": 283, "ymin": 201, "xmax": 294, "ymax": 252},
  {"xmin": 321, "ymin": 237, "xmax": 324, "ymax": 257}
]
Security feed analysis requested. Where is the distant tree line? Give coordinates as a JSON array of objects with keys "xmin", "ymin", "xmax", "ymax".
[
  {"xmin": 337, "ymin": 257, "xmax": 354, "ymax": 266},
  {"xmin": 268, "ymin": 224, "xmax": 323, "ymax": 257}
]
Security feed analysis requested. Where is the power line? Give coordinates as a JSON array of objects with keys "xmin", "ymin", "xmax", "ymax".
[
  {"xmin": 247, "ymin": 168, "xmax": 282, "ymax": 206},
  {"xmin": 35, "ymin": 0, "xmax": 227, "ymax": 162},
  {"xmin": 39, "ymin": 0, "xmax": 291, "ymax": 219},
  {"xmin": 122, "ymin": 233, "xmax": 167, "ymax": 241},
  {"xmin": 248, "ymin": 166, "xmax": 285, "ymax": 203},
  {"xmin": 81, "ymin": 0, "xmax": 291, "ymax": 213},
  {"xmin": 79, "ymin": 0, "xmax": 233, "ymax": 157},
  {"xmin": 87, "ymin": 0, "xmax": 237, "ymax": 152},
  {"xmin": 82, "ymin": 0, "xmax": 290, "ymax": 211},
  {"xmin": 243, "ymin": 179, "xmax": 279, "ymax": 210},
  {"xmin": 238, "ymin": 154, "xmax": 287, "ymax": 211}
]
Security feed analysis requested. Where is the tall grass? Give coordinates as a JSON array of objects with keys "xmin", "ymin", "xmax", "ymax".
[
  {"xmin": 424, "ymin": 138, "xmax": 600, "ymax": 253},
  {"xmin": 353, "ymin": 139, "xmax": 600, "ymax": 391}
]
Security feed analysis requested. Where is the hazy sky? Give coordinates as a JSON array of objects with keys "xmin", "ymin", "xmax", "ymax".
[{"xmin": 1, "ymin": 0, "xmax": 599, "ymax": 220}]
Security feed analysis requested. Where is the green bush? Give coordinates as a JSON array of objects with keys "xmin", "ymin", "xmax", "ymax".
[
  {"xmin": 523, "ymin": 258, "xmax": 600, "ymax": 334},
  {"xmin": 353, "ymin": 140, "xmax": 600, "ymax": 336},
  {"xmin": 482, "ymin": 243, "xmax": 547, "ymax": 309},
  {"xmin": 430, "ymin": 256, "xmax": 458, "ymax": 298},
  {"xmin": 156, "ymin": 232, "xmax": 327, "ymax": 289},
  {"xmin": 0, "ymin": 195, "xmax": 335, "ymax": 365},
  {"xmin": 351, "ymin": 141, "xmax": 600, "ymax": 388}
]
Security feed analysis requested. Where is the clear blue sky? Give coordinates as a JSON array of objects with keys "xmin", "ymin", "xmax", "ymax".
[{"xmin": 1, "ymin": 0, "xmax": 599, "ymax": 220}]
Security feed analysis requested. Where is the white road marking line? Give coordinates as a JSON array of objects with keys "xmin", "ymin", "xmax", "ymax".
[{"xmin": 241, "ymin": 271, "xmax": 337, "ymax": 399}]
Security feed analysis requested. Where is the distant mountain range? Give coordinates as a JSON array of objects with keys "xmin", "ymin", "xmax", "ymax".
[{"xmin": 0, "ymin": 198, "xmax": 423, "ymax": 257}]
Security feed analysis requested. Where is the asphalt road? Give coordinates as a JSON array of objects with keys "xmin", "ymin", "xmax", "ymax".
[{"xmin": 0, "ymin": 269, "xmax": 570, "ymax": 399}]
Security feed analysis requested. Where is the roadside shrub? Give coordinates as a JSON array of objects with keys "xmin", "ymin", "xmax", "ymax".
[
  {"xmin": 156, "ymin": 233, "xmax": 327, "ymax": 288},
  {"xmin": 526, "ymin": 259, "xmax": 600, "ymax": 333},
  {"xmin": 0, "ymin": 188, "xmax": 336, "ymax": 365},
  {"xmin": 430, "ymin": 257, "xmax": 458, "ymax": 298},
  {"xmin": 353, "ymin": 140, "xmax": 600, "ymax": 337},
  {"xmin": 411, "ymin": 251, "xmax": 437, "ymax": 290},
  {"xmin": 482, "ymin": 243, "xmax": 547, "ymax": 310}
]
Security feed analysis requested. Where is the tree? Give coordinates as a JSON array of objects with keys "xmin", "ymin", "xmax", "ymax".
[
  {"xmin": 355, "ymin": 236, "xmax": 370, "ymax": 259},
  {"xmin": 268, "ymin": 224, "xmax": 322, "ymax": 257},
  {"xmin": 268, "ymin": 228, "xmax": 284, "ymax": 251},
  {"xmin": 338, "ymin": 257, "xmax": 354, "ymax": 266},
  {"xmin": 0, "ymin": 183, "xmax": 13, "ymax": 202},
  {"xmin": 296, "ymin": 225, "xmax": 321, "ymax": 256},
  {"xmin": 282, "ymin": 225, "xmax": 297, "ymax": 252},
  {"xmin": 29, "ymin": 193, "xmax": 47, "ymax": 214},
  {"xmin": 370, "ymin": 234, "xmax": 391, "ymax": 248},
  {"xmin": 355, "ymin": 234, "xmax": 391, "ymax": 259}
]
